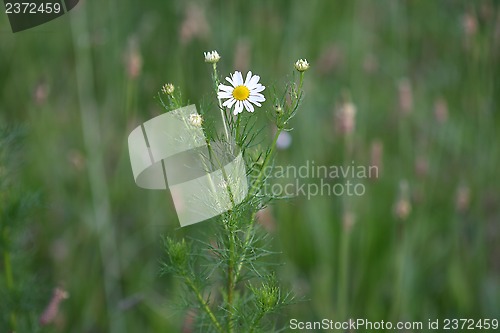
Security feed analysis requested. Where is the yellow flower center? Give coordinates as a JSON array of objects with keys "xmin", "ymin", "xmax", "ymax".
[{"xmin": 232, "ymin": 85, "xmax": 250, "ymax": 101}]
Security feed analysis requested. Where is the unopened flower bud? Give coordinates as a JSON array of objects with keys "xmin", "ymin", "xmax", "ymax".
[
  {"xmin": 398, "ymin": 78, "xmax": 413, "ymax": 115},
  {"xmin": 393, "ymin": 180, "xmax": 411, "ymax": 220},
  {"xmin": 274, "ymin": 104, "xmax": 283, "ymax": 115},
  {"xmin": 189, "ymin": 113, "xmax": 203, "ymax": 127},
  {"xmin": 294, "ymin": 59, "xmax": 310, "ymax": 72},
  {"xmin": 125, "ymin": 38, "xmax": 142, "ymax": 79},
  {"xmin": 342, "ymin": 211, "xmax": 356, "ymax": 232},
  {"xmin": 39, "ymin": 287, "xmax": 69, "ymax": 326},
  {"xmin": 204, "ymin": 50, "xmax": 221, "ymax": 64},
  {"xmin": 335, "ymin": 101, "xmax": 356, "ymax": 136},
  {"xmin": 162, "ymin": 83, "xmax": 175, "ymax": 95},
  {"xmin": 434, "ymin": 97, "xmax": 449, "ymax": 124},
  {"xmin": 370, "ymin": 140, "xmax": 383, "ymax": 177},
  {"xmin": 455, "ymin": 184, "xmax": 470, "ymax": 213},
  {"xmin": 394, "ymin": 198, "xmax": 411, "ymax": 220}
]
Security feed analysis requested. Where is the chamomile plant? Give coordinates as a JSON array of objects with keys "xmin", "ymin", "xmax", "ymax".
[{"xmin": 159, "ymin": 51, "xmax": 309, "ymax": 333}]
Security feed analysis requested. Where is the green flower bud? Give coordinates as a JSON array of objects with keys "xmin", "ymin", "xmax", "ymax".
[
  {"xmin": 164, "ymin": 237, "xmax": 189, "ymax": 269},
  {"xmin": 252, "ymin": 275, "xmax": 281, "ymax": 313}
]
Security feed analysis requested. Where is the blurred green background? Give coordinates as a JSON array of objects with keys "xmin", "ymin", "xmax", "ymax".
[{"xmin": 1, "ymin": 0, "xmax": 499, "ymax": 331}]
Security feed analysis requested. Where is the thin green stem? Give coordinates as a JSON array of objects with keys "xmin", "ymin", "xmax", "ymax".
[
  {"xmin": 205, "ymin": 140, "xmax": 237, "ymax": 333},
  {"xmin": 206, "ymin": 142, "xmax": 236, "ymax": 206},
  {"xmin": 170, "ymin": 94, "xmax": 180, "ymax": 109},
  {"xmin": 185, "ymin": 277, "xmax": 224, "ymax": 333},
  {"xmin": 298, "ymin": 72, "xmax": 304, "ymax": 92},
  {"xmin": 337, "ymin": 223, "xmax": 351, "ymax": 322},
  {"xmin": 212, "ymin": 63, "xmax": 220, "ymax": 89},
  {"xmin": 390, "ymin": 227, "xmax": 406, "ymax": 320},
  {"xmin": 248, "ymin": 310, "xmax": 265, "ymax": 333},
  {"xmin": 226, "ymin": 224, "xmax": 236, "ymax": 333},
  {"xmin": 337, "ymin": 133, "xmax": 353, "ymax": 322},
  {"xmin": 233, "ymin": 211, "xmax": 256, "ymax": 284},
  {"xmin": 125, "ymin": 79, "xmax": 135, "ymax": 118},
  {"xmin": 200, "ymin": 140, "xmax": 232, "ymax": 315},
  {"xmin": 235, "ymin": 115, "xmax": 242, "ymax": 145},
  {"xmin": 213, "ymin": 63, "xmax": 230, "ymax": 141}
]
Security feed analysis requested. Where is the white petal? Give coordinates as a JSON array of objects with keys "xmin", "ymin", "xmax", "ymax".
[
  {"xmin": 251, "ymin": 84, "xmax": 265, "ymax": 93},
  {"xmin": 248, "ymin": 74, "xmax": 260, "ymax": 87},
  {"xmin": 249, "ymin": 94, "xmax": 265, "ymax": 103},
  {"xmin": 218, "ymin": 92, "xmax": 233, "ymax": 99},
  {"xmin": 246, "ymin": 82, "xmax": 257, "ymax": 90},
  {"xmin": 250, "ymin": 91, "xmax": 265, "ymax": 98},
  {"xmin": 225, "ymin": 76, "xmax": 235, "ymax": 86},
  {"xmin": 218, "ymin": 84, "xmax": 234, "ymax": 92},
  {"xmin": 234, "ymin": 71, "xmax": 243, "ymax": 86},
  {"xmin": 244, "ymin": 71, "xmax": 253, "ymax": 85},
  {"xmin": 234, "ymin": 101, "xmax": 243, "ymax": 115},
  {"xmin": 223, "ymin": 98, "xmax": 237, "ymax": 109},
  {"xmin": 243, "ymin": 100, "xmax": 254, "ymax": 112},
  {"xmin": 250, "ymin": 100, "xmax": 262, "ymax": 107}
]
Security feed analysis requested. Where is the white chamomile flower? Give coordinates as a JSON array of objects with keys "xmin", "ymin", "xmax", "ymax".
[
  {"xmin": 204, "ymin": 50, "xmax": 221, "ymax": 63},
  {"xmin": 189, "ymin": 113, "xmax": 203, "ymax": 127},
  {"xmin": 217, "ymin": 71, "xmax": 266, "ymax": 115}
]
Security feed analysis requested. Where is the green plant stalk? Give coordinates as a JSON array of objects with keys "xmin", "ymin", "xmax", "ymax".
[
  {"xmin": 234, "ymin": 128, "xmax": 282, "ymax": 285},
  {"xmin": 193, "ymin": 145, "xmax": 232, "ymax": 332},
  {"xmin": 3, "ymin": 228, "xmax": 17, "ymax": 331},
  {"xmin": 337, "ymin": 133, "xmax": 353, "ymax": 322},
  {"xmin": 235, "ymin": 115, "xmax": 242, "ymax": 145},
  {"xmin": 337, "ymin": 221, "xmax": 351, "ymax": 322},
  {"xmin": 213, "ymin": 63, "xmax": 230, "ymax": 141},
  {"xmin": 233, "ymin": 210, "xmax": 256, "ymax": 285},
  {"xmin": 207, "ymin": 126, "xmax": 259, "ymax": 333},
  {"xmin": 226, "ymin": 223, "xmax": 236, "ymax": 333},
  {"xmin": 125, "ymin": 77, "xmax": 136, "ymax": 118},
  {"xmin": 185, "ymin": 276, "xmax": 225, "ymax": 333},
  {"xmin": 206, "ymin": 142, "xmax": 236, "ymax": 206},
  {"xmin": 390, "ymin": 228, "xmax": 406, "ymax": 320},
  {"xmin": 205, "ymin": 140, "xmax": 237, "ymax": 333},
  {"xmin": 298, "ymin": 72, "xmax": 304, "ymax": 93},
  {"xmin": 391, "ymin": 96, "xmax": 412, "ymax": 320}
]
